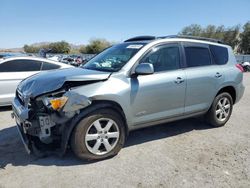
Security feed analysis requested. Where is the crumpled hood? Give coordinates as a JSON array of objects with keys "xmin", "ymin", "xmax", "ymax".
[{"xmin": 18, "ymin": 67, "xmax": 111, "ymax": 98}]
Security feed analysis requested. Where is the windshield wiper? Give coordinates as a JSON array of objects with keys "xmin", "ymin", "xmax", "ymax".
[{"xmin": 82, "ymin": 66, "xmax": 115, "ymax": 72}]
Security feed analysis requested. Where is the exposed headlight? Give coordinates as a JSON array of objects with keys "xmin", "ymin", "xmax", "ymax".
[
  {"xmin": 50, "ymin": 96, "xmax": 68, "ymax": 110},
  {"xmin": 42, "ymin": 96, "xmax": 68, "ymax": 111}
]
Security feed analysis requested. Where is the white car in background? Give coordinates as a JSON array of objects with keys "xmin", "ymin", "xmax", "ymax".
[
  {"xmin": 0, "ymin": 56, "xmax": 72, "ymax": 106},
  {"xmin": 47, "ymin": 55, "xmax": 61, "ymax": 61}
]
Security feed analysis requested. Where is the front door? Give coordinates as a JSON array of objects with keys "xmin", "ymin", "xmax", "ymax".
[{"xmin": 130, "ymin": 43, "xmax": 186, "ymax": 125}]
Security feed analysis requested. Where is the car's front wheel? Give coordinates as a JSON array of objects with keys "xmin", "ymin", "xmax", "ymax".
[
  {"xmin": 70, "ymin": 109, "xmax": 126, "ymax": 160},
  {"xmin": 206, "ymin": 92, "xmax": 233, "ymax": 127}
]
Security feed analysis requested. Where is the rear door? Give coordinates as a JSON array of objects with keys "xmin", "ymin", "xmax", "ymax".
[
  {"xmin": 130, "ymin": 43, "xmax": 186, "ymax": 125},
  {"xmin": 183, "ymin": 42, "xmax": 225, "ymax": 114},
  {"xmin": 0, "ymin": 59, "xmax": 42, "ymax": 105}
]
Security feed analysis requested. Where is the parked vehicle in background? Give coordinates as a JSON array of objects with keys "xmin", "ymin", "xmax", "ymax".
[
  {"xmin": 0, "ymin": 53, "xmax": 12, "ymax": 60},
  {"xmin": 47, "ymin": 54, "xmax": 62, "ymax": 62},
  {"xmin": 60, "ymin": 56, "xmax": 75, "ymax": 64},
  {"xmin": 38, "ymin": 48, "xmax": 52, "ymax": 58},
  {"xmin": 41, "ymin": 54, "xmax": 95, "ymax": 66},
  {"xmin": 0, "ymin": 52, "xmax": 26, "ymax": 60},
  {"xmin": 0, "ymin": 56, "xmax": 72, "ymax": 106},
  {"xmin": 59, "ymin": 55, "xmax": 92, "ymax": 66},
  {"xmin": 235, "ymin": 54, "xmax": 250, "ymax": 64},
  {"xmin": 12, "ymin": 35, "xmax": 244, "ymax": 161},
  {"xmin": 241, "ymin": 61, "xmax": 250, "ymax": 72}
]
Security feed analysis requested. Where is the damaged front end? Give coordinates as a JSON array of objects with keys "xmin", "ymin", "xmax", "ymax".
[
  {"xmin": 12, "ymin": 67, "xmax": 111, "ymax": 156},
  {"xmin": 12, "ymin": 89, "xmax": 92, "ymax": 156}
]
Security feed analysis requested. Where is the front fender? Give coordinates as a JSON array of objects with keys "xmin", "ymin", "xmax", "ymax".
[{"xmin": 60, "ymin": 102, "xmax": 128, "ymax": 156}]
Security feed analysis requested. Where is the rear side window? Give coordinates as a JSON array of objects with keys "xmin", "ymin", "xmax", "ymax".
[
  {"xmin": 209, "ymin": 45, "xmax": 228, "ymax": 65},
  {"xmin": 185, "ymin": 47, "xmax": 211, "ymax": 67},
  {"xmin": 0, "ymin": 59, "xmax": 42, "ymax": 72},
  {"xmin": 42, "ymin": 62, "xmax": 60, "ymax": 70}
]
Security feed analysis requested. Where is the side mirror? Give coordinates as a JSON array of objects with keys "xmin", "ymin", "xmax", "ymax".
[{"xmin": 135, "ymin": 63, "xmax": 154, "ymax": 75}]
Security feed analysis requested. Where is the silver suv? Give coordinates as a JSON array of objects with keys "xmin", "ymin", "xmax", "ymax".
[{"xmin": 12, "ymin": 36, "xmax": 245, "ymax": 160}]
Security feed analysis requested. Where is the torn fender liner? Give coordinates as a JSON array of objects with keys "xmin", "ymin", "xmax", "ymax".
[
  {"xmin": 17, "ymin": 67, "xmax": 111, "ymax": 98},
  {"xmin": 63, "ymin": 91, "xmax": 91, "ymax": 112}
]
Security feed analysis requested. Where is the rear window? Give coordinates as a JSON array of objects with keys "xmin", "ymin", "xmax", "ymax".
[
  {"xmin": 209, "ymin": 45, "xmax": 228, "ymax": 65},
  {"xmin": 185, "ymin": 47, "xmax": 211, "ymax": 67}
]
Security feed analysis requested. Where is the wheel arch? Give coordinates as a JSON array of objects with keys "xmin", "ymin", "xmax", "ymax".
[
  {"xmin": 216, "ymin": 86, "xmax": 236, "ymax": 104},
  {"xmin": 60, "ymin": 100, "xmax": 129, "ymax": 155}
]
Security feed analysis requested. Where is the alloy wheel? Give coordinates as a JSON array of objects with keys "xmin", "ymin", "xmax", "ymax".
[
  {"xmin": 85, "ymin": 118, "xmax": 120, "ymax": 155},
  {"xmin": 215, "ymin": 97, "xmax": 231, "ymax": 122}
]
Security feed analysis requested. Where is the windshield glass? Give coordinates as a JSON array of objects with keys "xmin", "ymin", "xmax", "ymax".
[{"xmin": 82, "ymin": 43, "xmax": 145, "ymax": 72}]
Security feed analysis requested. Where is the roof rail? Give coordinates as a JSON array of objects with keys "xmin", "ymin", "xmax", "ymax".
[
  {"xmin": 158, "ymin": 35, "xmax": 224, "ymax": 44},
  {"xmin": 124, "ymin": 35, "xmax": 224, "ymax": 44},
  {"xmin": 124, "ymin": 36, "xmax": 156, "ymax": 42}
]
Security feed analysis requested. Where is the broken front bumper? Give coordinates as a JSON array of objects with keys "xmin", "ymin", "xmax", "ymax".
[
  {"xmin": 11, "ymin": 90, "xmax": 92, "ymax": 156},
  {"xmin": 16, "ymin": 121, "xmax": 31, "ymax": 154},
  {"xmin": 12, "ymin": 97, "xmax": 32, "ymax": 154}
]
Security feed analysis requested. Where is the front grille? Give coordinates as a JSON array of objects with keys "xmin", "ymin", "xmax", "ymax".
[
  {"xmin": 12, "ymin": 103, "xmax": 19, "ymax": 118},
  {"xmin": 16, "ymin": 90, "xmax": 25, "ymax": 106}
]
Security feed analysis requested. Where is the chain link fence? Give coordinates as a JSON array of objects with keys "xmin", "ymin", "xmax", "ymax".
[{"xmin": 235, "ymin": 55, "xmax": 250, "ymax": 63}]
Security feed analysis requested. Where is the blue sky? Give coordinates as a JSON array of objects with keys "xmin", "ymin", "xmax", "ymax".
[{"xmin": 0, "ymin": 0, "xmax": 249, "ymax": 48}]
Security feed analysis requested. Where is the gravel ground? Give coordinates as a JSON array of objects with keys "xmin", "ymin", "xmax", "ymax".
[{"xmin": 0, "ymin": 74, "xmax": 250, "ymax": 188}]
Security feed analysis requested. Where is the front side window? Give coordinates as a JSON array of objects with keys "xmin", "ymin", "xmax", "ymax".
[
  {"xmin": 83, "ymin": 43, "xmax": 145, "ymax": 72},
  {"xmin": 185, "ymin": 47, "xmax": 211, "ymax": 67},
  {"xmin": 140, "ymin": 45, "xmax": 180, "ymax": 72},
  {"xmin": 0, "ymin": 59, "xmax": 42, "ymax": 72}
]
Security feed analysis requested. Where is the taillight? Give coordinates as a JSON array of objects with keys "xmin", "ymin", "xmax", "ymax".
[{"xmin": 236, "ymin": 64, "xmax": 244, "ymax": 72}]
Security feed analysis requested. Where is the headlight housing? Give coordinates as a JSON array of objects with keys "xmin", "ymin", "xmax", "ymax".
[
  {"xmin": 42, "ymin": 96, "xmax": 68, "ymax": 111},
  {"xmin": 50, "ymin": 96, "xmax": 68, "ymax": 110}
]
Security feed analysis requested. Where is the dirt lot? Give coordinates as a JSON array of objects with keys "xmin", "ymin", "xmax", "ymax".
[{"xmin": 0, "ymin": 74, "xmax": 250, "ymax": 188}]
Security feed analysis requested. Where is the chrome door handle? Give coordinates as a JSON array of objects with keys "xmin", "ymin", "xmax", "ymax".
[
  {"xmin": 215, "ymin": 72, "xmax": 222, "ymax": 78},
  {"xmin": 175, "ymin": 77, "xmax": 184, "ymax": 84}
]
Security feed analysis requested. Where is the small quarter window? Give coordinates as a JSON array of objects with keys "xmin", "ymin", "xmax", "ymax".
[
  {"xmin": 209, "ymin": 45, "xmax": 228, "ymax": 65},
  {"xmin": 42, "ymin": 62, "xmax": 60, "ymax": 70}
]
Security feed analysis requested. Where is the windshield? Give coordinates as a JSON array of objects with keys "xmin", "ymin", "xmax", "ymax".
[{"xmin": 82, "ymin": 43, "xmax": 145, "ymax": 72}]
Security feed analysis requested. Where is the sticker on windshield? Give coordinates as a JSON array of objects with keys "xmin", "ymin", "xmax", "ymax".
[{"xmin": 126, "ymin": 45, "xmax": 143, "ymax": 49}]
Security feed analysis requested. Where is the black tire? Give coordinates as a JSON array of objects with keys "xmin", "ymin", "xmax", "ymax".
[
  {"xmin": 70, "ymin": 108, "xmax": 126, "ymax": 160},
  {"xmin": 205, "ymin": 92, "xmax": 233, "ymax": 127}
]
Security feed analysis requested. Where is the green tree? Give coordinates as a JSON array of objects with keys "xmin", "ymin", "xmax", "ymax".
[
  {"xmin": 69, "ymin": 48, "xmax": 80, "ymax": 54},
  {"xmin": 214, "ymin": 25, "xmax": 226, "ymax": 39},
  {"xmin": 179, "ymin": 24, "xmax": 241, "ymax": 51},
  {"xmin": 202, "ymin": 25, "xmax": 217, "ymax": 38},
  {"xmin": 85, "ymin": 39, "xmax": 111, "ymax": 54},
  {"xmin": 49, "ymin": 41, "xmax": 71, "ymax": 53},
  {"xmin": 223, "ymin": 25, "xmax": 241, "ymax": 50},
  {"xmin": 240, "ymin": 21, "xmax": 250, "ymax": 54},
  {"xmin": 179, "ymin": 24, "xmax": 202, "ymax": 36},
  {"xmin": 79, "ymin": 45, "xmax": 87, "ymax": 54},
  {"xmin": 23, "ymin": 44, "xmax": 39, "ymax": 53}
]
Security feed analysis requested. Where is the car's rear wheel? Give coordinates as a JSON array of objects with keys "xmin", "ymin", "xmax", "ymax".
[
  {"xmin": 206, "ymin": 92, "xmax": 233, "ymax": 127},
  {"xmin": 70, "ymin": 109, "xmax": 126, "ymax": 160}
]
